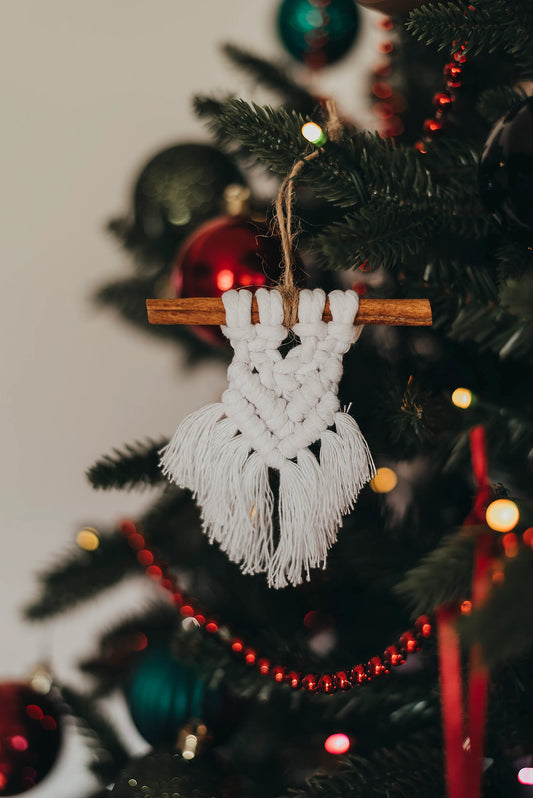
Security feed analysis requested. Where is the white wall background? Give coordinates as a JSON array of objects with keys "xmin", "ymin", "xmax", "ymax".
[{"xmin": 0, "ymin": 2, "xmax": 378, "ymax": 794}]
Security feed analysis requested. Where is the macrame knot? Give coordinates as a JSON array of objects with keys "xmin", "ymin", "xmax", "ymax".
[{"xmin": 160, "ymin": 287, "xmax": 375, "ymax": 588}]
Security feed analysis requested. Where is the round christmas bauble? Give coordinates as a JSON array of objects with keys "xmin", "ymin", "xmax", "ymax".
[
  {"xmin": 124, "ymin": 645, "xmax": 240, "ymax": 747},
  {"xmin": 0, "ymin": 682, "xmax": 62, "ymax": 795},
  {"xmin": 171, "ymin": 215, "xmax": 283, "ymax": 345},
  {"xmin": 123, "ymin": 144, "xmax": 246, "ymax": 262},
  {"xmin": 277, "ymin": 0, "xmax": 360, "ymax": 68},
  {"xmin": 355, "ymin": 0, "xmax": 429, "ymax": 15},
  {"xmin": 479, "ymin": 96, "xmax": 533, "ymax": 236},
  {"xmin": 112, "ymin": 748, "xmax": 242, "ymax": 798}
]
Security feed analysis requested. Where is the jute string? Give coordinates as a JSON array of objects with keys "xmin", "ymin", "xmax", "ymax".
[{"xmin": 275, "ymin": 99, "xmax": 343, "ymax": 327}]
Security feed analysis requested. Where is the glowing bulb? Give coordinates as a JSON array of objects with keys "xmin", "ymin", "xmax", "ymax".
[
  {"xmin": 502, "ymin": 532, "xmax": 519, "ymax": 558},
  {"xmin": 370, "ymin": 467, "xmax": 398, "ymax": 494},
  {"xmin": 518, "ymin": 768, "xmax": 533, "ymax": 785},
  {"xmin": 26, "ymin": 705, "xmax": 44, "ymax": 720},
  {"xmin": 485, "ymin": 499, "xmax": 519, "ymax": 532},
  {"xmin": 451, "ymin": 387, "xmax": 473, "ymax": 409},
  {"xmin": 301, "ymin": 122, "xmax": 327, "ymax": 146},
  {"xmin": 182, "ymin": 734, "xmax": 198, "ymax": 760},
  {"xmin": 460, "ymin": 600, "xmax": 472, "ymax": 615},
  {"xmin": 216, "ymin": 268, "xmax": 235, "ymax": 291},
  {"xmin": 11, "ymin": 736, "xmax": 28, "ymax": 752},
  {"xmin": 324, "ymin": 733, "xmax": 350, "ymax": 755},
  {"xmin": 77, "ymin": 527, "xmax": 100, "ymax": 551}
]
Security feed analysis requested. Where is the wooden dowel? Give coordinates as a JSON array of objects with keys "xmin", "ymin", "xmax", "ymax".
[{"xmin": 146, "ymin": 297, "xmax": 432, "ymax": 326}]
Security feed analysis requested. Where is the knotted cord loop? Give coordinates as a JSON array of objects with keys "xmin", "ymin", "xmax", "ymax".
[{"xmin": 275, "ymin": 99, "xmax": 344, "ymax": 328}]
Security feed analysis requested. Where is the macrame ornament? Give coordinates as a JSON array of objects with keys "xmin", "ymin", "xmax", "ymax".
[
  {"xmin": 160, "ymin": 286, "xmax": 374, "ymax": 588},
  {"xmin": 152, "ymin": 101, "xmax": 430, "ymax": 587}
]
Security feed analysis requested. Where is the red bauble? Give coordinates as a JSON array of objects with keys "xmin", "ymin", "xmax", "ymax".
[
  {"xmin": 171, "ymin": 216, "xmax": 283, "ymax": 346},
  {"xmin": 0, "ymin": 682, "xmax": 62, "ymax": 795}
]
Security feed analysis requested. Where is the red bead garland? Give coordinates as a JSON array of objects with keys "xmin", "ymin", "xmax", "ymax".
[
  {"xmin": 118, "ymin": 518, "xmax": 433, "ymax": 695},
  {"xmin": 415, "ymin": 42, "xmax": 468, "ymax": 151},
  {"xmin": 371, "ymin": 16, "xmax": 406, "ymax": 139}
]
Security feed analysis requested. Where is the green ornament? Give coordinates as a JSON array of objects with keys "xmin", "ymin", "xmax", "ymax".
[
  {"xmin": 277, "ymin": 0, "xmax": 360, "ymax": 68},
  {"xmin": 124, "ymin": 645, "xmax": 238, "ymax": 747},
  {"xmin": 110, "ymin": 144, "xmax": 246, "ymax": 266}
]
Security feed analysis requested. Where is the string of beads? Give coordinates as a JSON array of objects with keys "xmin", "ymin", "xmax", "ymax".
[
  {"xmin": 367, "ymin": 14, "xmax": 468, "ymax": 148},
  {"xmin": 118, "ymin": 518, "xmax": 433, "ymax": 695}
]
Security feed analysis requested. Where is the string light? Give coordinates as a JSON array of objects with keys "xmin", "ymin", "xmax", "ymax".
[
  {"xmin": 502, "ymin": 532, "xmax": 519, "ymax": 558},
  {"xmin": 451, "ymin": 387, "xmax": 473, "ymax": 409},
  {"xmin": 215, "ymin": 269, "xmax": 235, "ymax": 292},
  {"xmin": 76, "ymin": 527, "xmax": 100, "ymax": 551},
  {"xmin": 370, "ymin": 467, "xmax": 398, "ymax": 494},
  {"xmin": 523, "ymin": 528, "xmax": 533, "ymax": 547},
  {"xmin": 301, "ymin": 122, "xmax": 327, "ymax": 147},
  {"xmin": 324, "ymin": 733, "xmax": 350, "ymax": 755},
  {"xmin": 486, "ymin": 499, "xmax": 519, "ymax": 533},
  {"xmin": 460, "ymin": 600, "xmax": 472, "ymax": 615},
  {"xmin": 518, "ymin": 768, "xmax": 533, "ymax": 785}
]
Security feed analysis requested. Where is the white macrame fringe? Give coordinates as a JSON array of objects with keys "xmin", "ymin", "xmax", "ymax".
[{"xmin": 159, "ymin": 288, "xmax": 375, "ymax": 589}]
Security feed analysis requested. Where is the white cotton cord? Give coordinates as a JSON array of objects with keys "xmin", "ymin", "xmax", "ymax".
[{"xmin": 159, "ymin": 287, "xmax": 375, "ymax": 588}]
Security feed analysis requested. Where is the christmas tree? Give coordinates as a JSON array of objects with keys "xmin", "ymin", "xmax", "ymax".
[{"xmin": 12, "ymin": 1, "xmax": 533, "ymax": 797}]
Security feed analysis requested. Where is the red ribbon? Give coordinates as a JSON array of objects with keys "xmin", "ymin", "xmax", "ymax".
[{"xmin": 437, "ymin": 425, "xmax": 492, "ymax": 798}]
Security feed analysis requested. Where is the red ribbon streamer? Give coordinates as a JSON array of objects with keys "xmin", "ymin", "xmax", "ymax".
[{"xmin": 438, "ymin": 425, "xmax": 492, "ymax": 798}]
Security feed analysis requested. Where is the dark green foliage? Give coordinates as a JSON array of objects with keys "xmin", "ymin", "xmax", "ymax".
[
  {"xmin": 24, "ymin": 534, "xmax": 136, "ymax": 621},
  {"xmin": 87, "ymin": 439, "xmax": 168, "ymax": 491},
  {"xmin": 460, "ymin": 547, "xmax": 533, "ymax": 668},
  {"xmin": 59, "ymin": 686, "xmax": 129, "ymax": 781},
  {"xmin": 23, "ymin": 489, "xmax": 197, "ymax": 621},
  {"xmin": 477, "ymin": 85, "xmax": 527, "ymax": 124},
  {"xmin": 312, "ymin": 202, "xmax": 430, "ymax": 271},
  {"xmin": 282, "ymin": 733, "xmax": 445, "ymax": 798},
  {"xmin": 408, "ymin": 0, "xmax": 533, "ymax": 71},
  {"xmin": 221, "ymin": 44, "xmax": 316, "ymax": 114},
  {"xmin": 500, "ymin": 273, "xmax": 533, "ymax": 318},
  {"xmin": 95, "ymin": 276, "xmax": 227, "ymax": 364},
  {"xmin": 395, "ymin": 531, "xmax": 477, "ymax": 618},
  {"xmin": 32, "ymin": 3, "xmax": 533, "ymax": 795},
  {"xmin": 209, "ymin": 99, "xmax": 313, "ymax": 173}
]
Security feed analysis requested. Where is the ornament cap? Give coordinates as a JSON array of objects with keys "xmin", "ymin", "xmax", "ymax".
[{"xmin": 223, "ymin": 184, "xmax": 251, "ymax": 217}]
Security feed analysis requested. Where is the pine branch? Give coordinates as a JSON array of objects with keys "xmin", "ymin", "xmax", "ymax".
[
  {"xmin": 312, "ymin": 202, "xmax": 430, "ymax": 271},
  {"xmin": 23, "ymin": 489, "xmax": 198, "ymax": 621},
  {"xmin": 499, "ymin": 275, "xmax": 533, "ymax": 320},
  {"xmin": 23, "ymin": 534, "xmax": 136, "ymax": 620},
  {"xmin": 95, "ymin": 277, "xmax": 224, "ymax": 364},
  {"xmin": 497, "ymin": 240, "xmax": 533, "ymax": 280},
  {"xmin": 477, "ymin": 85, "xmax": 527, "ymax": 124},
  {"xmin": 221, "ymin": 44, "xmax": 317, "ymax": 113},
  {"xmin": 59, "ymin": 685, "xmax": 129, "ymax": 782},
  {"xmin": 215, "ymin": 99, "xmax": 314, "ymax": 173},
  {"xmin": 460, "ymin": 547, "xmax": 533, "ymax": 668},
  {"xmin": 282, "ymin": 733, "xmax": 444, "ymax": 798},
  {"xmin": 395, "ymin": 530, "xmax": 478, "ymax": 618},
  {"xmin": 79, "ymin": 604, "xmax": 178, "ymax": 695},
  {"xmin": 449, "ymin": 301, "xmax": 533, "ymax": 363},
  {"xmin": 408, "ymin": 0, "xmax": 533, "ymax": 69},
  {"xmin": 87, "ymin": 439, "xmax": 168, "ymax": 491}
]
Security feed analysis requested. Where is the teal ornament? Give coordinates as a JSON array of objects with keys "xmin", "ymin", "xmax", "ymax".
[
  {"xmin": 124, "ymin": 645, "xmax": 232, "ymax": 747},
  {"xmin": 277, "ymin": 0, "xmax": 360, "ymax": 68}
]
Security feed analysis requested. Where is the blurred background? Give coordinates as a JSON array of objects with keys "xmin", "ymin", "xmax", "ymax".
[{"xmin": 0, "ymin": 2, "xmax": 378, "ymax": 794}]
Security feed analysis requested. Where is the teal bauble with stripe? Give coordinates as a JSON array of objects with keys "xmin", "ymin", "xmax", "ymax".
[{"xmin": 124, "ymin": 644, "xmax": 228, "ymax": 747}]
